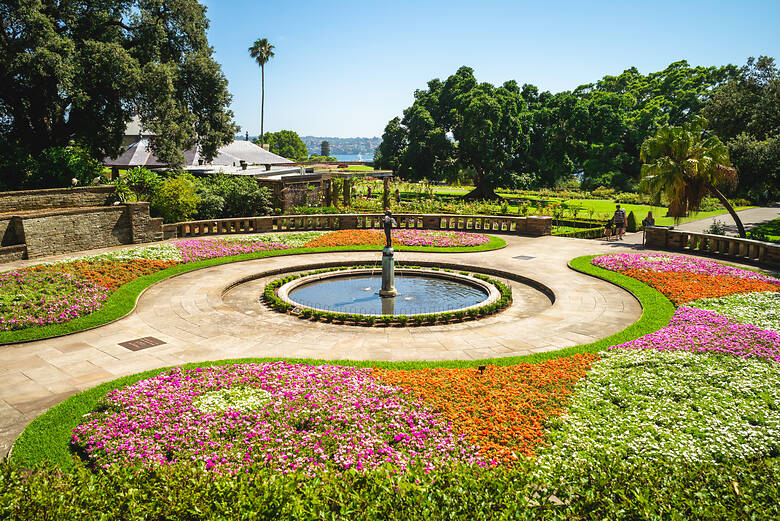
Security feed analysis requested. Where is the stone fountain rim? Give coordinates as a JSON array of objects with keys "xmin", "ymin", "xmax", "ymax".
[{"xmin": 276, "ymin": 267, "xmax": 501, "ymax": 316}]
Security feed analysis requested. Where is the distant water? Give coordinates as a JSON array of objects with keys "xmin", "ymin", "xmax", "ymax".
[{"xmin": 331, "ymin": 153, "xmax": 373, "ymax": 162}]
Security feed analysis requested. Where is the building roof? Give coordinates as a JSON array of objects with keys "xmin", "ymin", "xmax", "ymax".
[{"xmin": 104, "ymin": 139, "xmax": 293, "ymax": 169}]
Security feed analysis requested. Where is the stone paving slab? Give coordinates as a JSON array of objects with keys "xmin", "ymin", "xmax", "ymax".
[{"xmin": 0, "ymin": 234, "xmax": 661, "ymax": 458}]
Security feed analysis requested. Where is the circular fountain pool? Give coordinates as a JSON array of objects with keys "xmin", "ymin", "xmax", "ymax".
[{"xmin": 277, "ymin": 268, "xmax": 499, "ymax": 316}]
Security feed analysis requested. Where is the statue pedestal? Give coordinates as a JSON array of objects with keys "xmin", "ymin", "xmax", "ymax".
[{"xmin": 379, "ymin": 246, "xmax": 398, "ymax": 297}]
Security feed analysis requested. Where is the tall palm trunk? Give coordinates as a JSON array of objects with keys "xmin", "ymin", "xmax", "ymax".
[
  {"xmin": 704, "ymin": 182, "xmax": 746, "ymax": 238},
  {"xmin": 260, "ymin": 65, "xmax": 265, "ymax": 146}
]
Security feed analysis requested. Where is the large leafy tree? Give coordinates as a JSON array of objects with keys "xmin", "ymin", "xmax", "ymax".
[
  {"xmin": 262, "ymin": 130, "xmax": 308, "ymax": 161},
  {"xmin": 702, "ymin": 56, "xmax": 779, "ymax": 201},
  {"xmin": 0, "ymin": 0, "xmax": 236, "ymax": 175},
  {"xmin": 640, "ymin": 116, "xmax": 745, "ymax": 237},
  {"xmin": 248, "ymin": 37, "xmax": 275, "ymax": 147}
]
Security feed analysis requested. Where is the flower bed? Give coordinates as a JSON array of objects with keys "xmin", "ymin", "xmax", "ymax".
[
  {"xmin": 611, "ymin": 306, "xmax": 780, "ymax": 362},
  {"xmin": 174, "ymin": 238, "xmax": 291, "ymax": 262},
  {"xmin": 0, "ymin": 271, "xmax": 109, "ymax": 331},
  {"xmin": 72, "ymin": 362, "xmax": 487, "ymax": 474},
  {"xmin": 535, "ymin": 349, "xmax": 780, "ymax": 475},
  {"xmin": 375, "ymin": 354, "xmax": 596, "ymax": 463},
  {"xmin": 32, "ymin": 259, "xmax": 179, "ymax": 291},
  {"xmin": 300, "ymin": 229, "xmax": 491, "ymax": 248},
  {"xmin": 689, "ymin": 291, "xmax": 779, "ymax": 332},
  {"xmin": 391, "ymin": 230, "xmax": 490, "ymax": 247}
]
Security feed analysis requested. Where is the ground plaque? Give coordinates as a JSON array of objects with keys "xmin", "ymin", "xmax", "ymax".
[{"xmin": 119, "ymin": 336, "xmax": 166, "ymax": 351}]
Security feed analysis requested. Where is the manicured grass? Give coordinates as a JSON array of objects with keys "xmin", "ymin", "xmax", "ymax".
[
  {"xmin": 0, "ymin": 236, "xmax": 505, "ymax": 345},
  {"xmin": 561, "ymin": 198, "xmax": 754, "ymax": 226},
  {"xmin": 10, "ymin": 255, "xmax": 674, "ymax": 468},
  {"xmin": 750, "ymin": 216, "xmax": 780, "ymax": 242}
]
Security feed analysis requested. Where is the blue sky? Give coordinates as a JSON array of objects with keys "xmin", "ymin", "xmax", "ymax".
[{"xmin": 201, "ymin": 0, "xmax": 780, "ymax": 138}]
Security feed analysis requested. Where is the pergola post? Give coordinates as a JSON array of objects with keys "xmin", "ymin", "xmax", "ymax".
[
  {"xmin": 382, "ymin": 176, "xmax": 390, "ymax": 209},
  {"xmin": 343, "ymin": 179, "xmax": 351, "ymax": 206}
]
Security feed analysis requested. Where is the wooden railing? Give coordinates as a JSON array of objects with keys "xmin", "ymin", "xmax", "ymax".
[
  {"xmin": 645, "ymin": 227, "xmax": 780, "ymax": 269},
  {"xmin": 165, "ymin": 213, "xmax": 553, "ymax": 240}
]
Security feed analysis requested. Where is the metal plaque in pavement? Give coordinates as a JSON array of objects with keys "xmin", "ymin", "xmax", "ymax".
[{"xmin": 119, "ymin": 336, "xmax": 166, "ymax": 351}]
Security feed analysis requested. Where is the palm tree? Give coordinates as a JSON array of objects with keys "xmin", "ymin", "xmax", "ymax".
[
  {"xmin": 248, "ymin": 38, "xmax": 275, "ymax": 146},
  {"xmin": 639, "ymin": 116, "xmax": 746, "ymax": 237}
]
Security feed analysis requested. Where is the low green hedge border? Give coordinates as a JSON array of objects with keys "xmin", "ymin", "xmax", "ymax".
[
  {"xmin": 263, "ymin": 265, "xmax": 513, "ymax": 326},
  {"xmin": 0, "ymin": 236, "xmax": 506, "ymax": 345},
  {"xmin": 10, "ymin": 255, "xmax": 673, "ymax": 469}
]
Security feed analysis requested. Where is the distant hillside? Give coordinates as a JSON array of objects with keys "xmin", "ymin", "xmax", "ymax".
[{"xmin": 301, "ymin": 136, "xmax": 381, "ymax": 155}]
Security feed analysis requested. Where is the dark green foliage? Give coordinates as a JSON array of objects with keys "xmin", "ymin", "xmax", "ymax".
[
  {"xmin": 261, "ymin": 130, "xmax": 308, "ymax": 161},
  {"xmin": 3, "ymin": 456, "xmax": 778, "ymax": 520},
  {"xmin": 195, "ymin": 175, "xmax": 272, "ymax": 218},
  {"xmin": 289, "ymin": 205, "xmax": 341, "ymax": 214},
  {"xmin": 150, "ymin": 174, "xmax": 200, "ymax": 223},
  {"xmin": 378, "ymin": 60, "xmax": 738, "ymax": 193},
  {"xmin": 625, "ymin": 211, "xmax": 637, "ymax": 232},
  {"xmin": 703, "ymin": 56, "xmax": 779, "ymax": 201},
  {"xmin": 0, "ymin": 0, "xmax": 236, "ymax": 180},
  {"xmin": 0, "ymin": 145, "xmax": 105, "ymax": 191}
]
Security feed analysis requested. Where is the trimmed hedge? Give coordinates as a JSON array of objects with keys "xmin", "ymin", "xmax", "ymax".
[
  {"xmin": 263, "ymin": 265, "xmax": 513, "ymax": 326},
  {"xmin": 2, "ymin": 456, "xmax": 779, "ymax": 520}
]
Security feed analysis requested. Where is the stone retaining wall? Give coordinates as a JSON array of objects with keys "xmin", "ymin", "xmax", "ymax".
[
  {"xmin": 0, "ymin": 186, "xmax": 115, "ymax": 214},
  {"xmin": 645, "ymin": 226, "xmax": 780, "ymax": 269},
  {"xmin": 22, "ymin": 207, "xmax": 131, "ymax": 258}
]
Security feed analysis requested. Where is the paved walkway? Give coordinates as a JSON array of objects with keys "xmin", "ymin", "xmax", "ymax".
[
  {"xmin": 0, "ymin": 235, "xmax": 655, "ymax": 457},
  {"xmin": 674, "ymin": 206, "xmax": 780, "ymax": 235}
]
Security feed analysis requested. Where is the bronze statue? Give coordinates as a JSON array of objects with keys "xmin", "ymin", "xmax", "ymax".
[{"xmin": 382, "ymin": 209, "xmax": 397, "ymax": 249}]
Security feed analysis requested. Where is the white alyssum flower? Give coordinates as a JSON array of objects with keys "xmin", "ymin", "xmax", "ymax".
[{"xmin": 534, "ymin": 349, "xmax": 780, "ymax": 477}]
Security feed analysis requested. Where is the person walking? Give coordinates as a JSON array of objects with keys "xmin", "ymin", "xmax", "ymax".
[
  {"xmin": 395, "ymin": 187, "xmax": 401, "ymax": 204},
  {"xmin": 613, "ymin": 204, "xmax": 627, "ymax": 240},
  {"xmin": 641, "ymin": 211, "xmax": 655, "ymax": 247},
  {"xmin": 604, "ymin": 217, "xmax": 614, "ymax": 241}
]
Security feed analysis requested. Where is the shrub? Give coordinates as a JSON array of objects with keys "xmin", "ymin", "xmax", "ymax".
[
  {"xmin": 123, "ymin": 167, "xmax": 162, "ymax": 201},
  {"xmin": 626, "ymin": 210, "xmax": 638, "ymax": 232},
  {"xmin": 151, "ymin": 174, "xmax": 200, "ymax": 223},
  {"xmin": 196, "ymin": 175, "xmax": 272, "ymax": 218}
]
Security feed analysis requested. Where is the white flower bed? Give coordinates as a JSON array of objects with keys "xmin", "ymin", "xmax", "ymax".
[
  {"xmin": 535, "ymin": 350, "xmax": 780, "ymax": 474},
  {"xmin": 689, "ymin": 291, "xmax": 780, "ymax": 332}
]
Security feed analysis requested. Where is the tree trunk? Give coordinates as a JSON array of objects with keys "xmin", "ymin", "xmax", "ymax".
[
  {"xmin": 260, "ymin": 65, "xmax": 265, "ymax": 146},
  {"xmin": 705, "ymin": 182, "xmax": 746, "ymax": 238},
  {"xmin": 463, "ymin": 174, "xmax": 498, "ymax": 200}
]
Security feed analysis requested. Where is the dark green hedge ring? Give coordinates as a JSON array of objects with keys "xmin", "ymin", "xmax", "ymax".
[{"xmin": 262, "ymin": 265, "xmax": 513, "ymax": 326}]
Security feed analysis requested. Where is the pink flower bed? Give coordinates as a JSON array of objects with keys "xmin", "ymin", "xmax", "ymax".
[
  {"xmin": 0, "ymin": 271, "xmax": 109, "ymax": 331},
  {"xmin": 610, "ymin": 306, "xmax": 780, "ymax": 363},
  {"xmin": 592, "ymin": 253, "xmax": 780, "ymax": 284},
  {"xmin": 174, "ymin": 239, "xmax": 291, "ymax": 262},
  {"xmin": 393, "ymin": 230, "xmax": 490, "ymax": 247},
  {"xmin": 72, "ymin": 362, "xmax": 487, "ymax": 474}
]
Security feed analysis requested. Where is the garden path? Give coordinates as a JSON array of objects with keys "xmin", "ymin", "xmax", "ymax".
[{"xmin": 0, "ymin": 235, "xmax": 649, "ymax": 458}]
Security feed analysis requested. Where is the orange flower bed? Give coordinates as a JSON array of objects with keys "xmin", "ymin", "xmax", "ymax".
[
  {"xmin": 303, "ymin": 230, "xmax": 384, "ymax": 248},
  {"xmin": 624, "ymin": 269, "xmax": 780, "ymax": 306},
  {"xmin": 32, "ymin": 259, "xmax": 179, "ymax": 291},
  {"xmin": 375, "ymin": 353, "xmax": 597, "ymax": 464}
]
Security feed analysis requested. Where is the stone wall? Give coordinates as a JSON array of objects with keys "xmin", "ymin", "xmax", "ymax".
[
  {"xmin": 0, "ymin": 218, "xmax": 23, "ymax": 246},
  {"xmin": 0, "ymin": 186, "xmax": 115, "ymax": 214},
  {"xmin": 645, "ymin": 226, "xmax": 780, "ymax": 269},
  {"xmin": 22, "ymin": 207, "xmax": 132, "ymax": 259}
]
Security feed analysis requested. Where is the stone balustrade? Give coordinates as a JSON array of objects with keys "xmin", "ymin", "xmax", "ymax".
[
  {"xmin": 645, "ymin": 226, "xmax": 780, "ymax": 268},
  {"xmin": 169, "ymin": 213, "xmax": 553, "ymax": 239}
]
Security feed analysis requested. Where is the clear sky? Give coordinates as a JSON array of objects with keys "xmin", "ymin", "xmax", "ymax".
[{"xmin": 201, "ymin": 0, "xmax": 780, "ymax": 138}]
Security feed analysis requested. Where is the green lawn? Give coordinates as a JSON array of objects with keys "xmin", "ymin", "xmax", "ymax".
[
  {"xmin": 750, "ymin": 216, "xmax": 780, "ymax": 242},
  {"xmin": 561, "ymin": 198, "xmax": 753, "ymax": 226}
]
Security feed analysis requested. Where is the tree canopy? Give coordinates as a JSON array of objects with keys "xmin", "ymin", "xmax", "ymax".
[
  {"xmin": 259, "ymin": 130, "xmax": 308, "ymax": 162},
  {"xmin": 0, "ymin": 0, "xmax": 236, "ymax": 187},
  {"xmin": 639, "ymin": 116, "xmax": 745, "ymax": 236},
  {"xmin": 702, "ymin": 56, "xmax": 779, "ymax": 201},
  {"xmin": 376, "ymin": 60, "xmax": 741, "ymax": 197}
]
